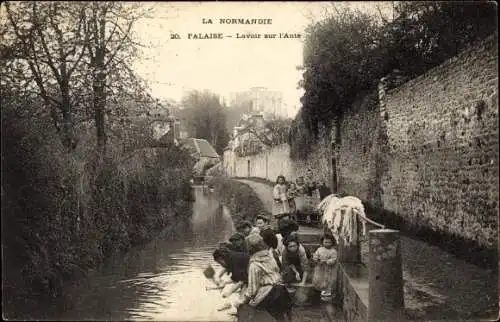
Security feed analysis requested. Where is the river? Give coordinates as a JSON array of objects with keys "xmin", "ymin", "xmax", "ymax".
[{"xmin": 33, "ymin": 186, "xmax": 237, "ymax": 321}]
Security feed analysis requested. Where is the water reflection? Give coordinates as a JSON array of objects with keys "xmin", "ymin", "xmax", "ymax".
[{"xmin": 48, "ymin": 187, "xmax": 236, "ymax": 321}]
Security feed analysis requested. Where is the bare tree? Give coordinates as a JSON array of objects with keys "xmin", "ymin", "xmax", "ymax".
[
  {"xmin": 4, "ymin": 2, "xmax": 88, "ymax": 149},
  {"xmin": 81, "ymin": 2, "xmax": 148, "ymax": 154}
]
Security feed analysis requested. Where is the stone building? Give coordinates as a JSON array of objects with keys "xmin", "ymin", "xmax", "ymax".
[{"xmin": 229, "ymin": 87, "xmax": 285, "ymax": 120}]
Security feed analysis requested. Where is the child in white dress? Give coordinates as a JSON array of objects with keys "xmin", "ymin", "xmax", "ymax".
[{"xmin": 311, "ymin": 233, "xmax": 338, "ymax": 297}]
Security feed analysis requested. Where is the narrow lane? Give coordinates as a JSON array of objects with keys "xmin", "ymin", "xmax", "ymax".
[
  {"xmin": 235, "ymin": 178, "xmax": 498, "ymax": 319},
  {"xmin": 235, "ymin": 179, "xmax": 321, "ymax": 235}
]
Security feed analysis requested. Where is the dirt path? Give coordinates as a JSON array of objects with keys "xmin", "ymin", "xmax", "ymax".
[{"xmin": 236, "ymin": 179, "xmax": 321, "ymax": 235}]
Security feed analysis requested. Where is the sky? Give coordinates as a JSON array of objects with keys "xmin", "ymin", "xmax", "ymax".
[{"xmin": 131, "ymin": 2, "xmax": 392, "ymax": 116}]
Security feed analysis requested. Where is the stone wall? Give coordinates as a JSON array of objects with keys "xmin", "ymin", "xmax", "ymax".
[
  {"xmin": 336, "ymin": 91, "xmax": 382, "ymax": 204},
  {"xmin": 223, "ymin": 144, "xmax": 294, "ymax": 181},
  {"xmin": 223, "ymin": 35, "xmax": 499, "ymax": 251},
  {"xmin": 379, "ymin": 35, "xmax": 498, "ymax": 249},
  {"xmin": 338, "ymin": 264, "xmax": 368, "ymax": 322},
  {"xmin": 223, "ymin": 137, "xmax": 332, "ymax": 185}
]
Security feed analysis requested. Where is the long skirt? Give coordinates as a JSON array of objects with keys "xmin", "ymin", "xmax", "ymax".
[
  {"xmin": 312, "ymin": 262, "xmax": 338, "ymax": 291},
  {"xmin": 272, "ymin": 200, "xmax": 290, "ymax": 217},
  {"xmin": 256, "ymin": 284, "xmax": 293, "ymax": 321}
]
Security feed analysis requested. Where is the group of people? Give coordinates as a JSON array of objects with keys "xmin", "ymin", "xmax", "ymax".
[
  {"xmin": 272, "ymin": 171, "xmax": 331, "ymax": 225},
  {"xmin": 210, "ymin": 212, "xmax": 338, "ymax": 321}
]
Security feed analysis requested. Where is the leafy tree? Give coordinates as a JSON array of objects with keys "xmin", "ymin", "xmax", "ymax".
[
  {"xmin": 236, "ymin": 118, "xmax": 291, "ymax": 147},
  {"xmin": 180, "ymin": 90, "xmax": 230, "ymax": 155},
  {"xmin": 81, "ymin": 2, "xmax": 149, "ymax": 154},
  {"xmin": 292, "ymin": 1, "xmax": 497, "ymax": 159},
  {"xmin": 298, "ymin": 5, "xmax": 384, "ymax": 149},
  {"xmin": 2, "ymin": 2, "xmax": 151, "ymax": 154},
  {"xmin": 381, "ymin": 1, "xmax": 498, "ymax": 77}
]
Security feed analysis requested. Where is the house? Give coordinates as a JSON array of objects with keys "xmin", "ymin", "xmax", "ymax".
[{"xmin": 180, "ymin": 138, "xmax": 221, "ymax": 176}]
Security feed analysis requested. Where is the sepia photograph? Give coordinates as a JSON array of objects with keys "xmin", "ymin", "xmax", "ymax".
[{"xmin": 1, "ymin": 1, "xmax": 498, "ymax": 321}]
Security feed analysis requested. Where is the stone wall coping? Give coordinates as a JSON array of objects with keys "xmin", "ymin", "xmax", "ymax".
[
  {"xmin": 341, "ymin": 262, "xmax": 369, "ymax": 309},
  {"xmin": 384, "ymin": 34, "xmax": 497, "ymax": 97}
]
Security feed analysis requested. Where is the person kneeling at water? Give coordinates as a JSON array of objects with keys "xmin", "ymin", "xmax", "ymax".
[
  {"xmin": 281, "ymin": 232, "xmax": 310, "ymax": 285},
  {"xmin": 213, "ymin": 246, "xmax": 249, "ymax": 288},
  {"xmin": 212, "ymin": 247, "xmax": 250, "ymax": 314},
  {"xmin": 255, "ymin": 213, "xmax": 282, "ymax": 269},
  {"xmin": 235, "ymin": 234, "xmax": 293, "ymax": 322}
]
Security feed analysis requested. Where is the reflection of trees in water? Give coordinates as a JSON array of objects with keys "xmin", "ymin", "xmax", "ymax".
[
  {"xmin": 36, "ymin": 186, "xmax": 235, "ymax": 320},
  {"xmin": 190, "ymin": 188, "xmax": 234, "ymax": 245}
]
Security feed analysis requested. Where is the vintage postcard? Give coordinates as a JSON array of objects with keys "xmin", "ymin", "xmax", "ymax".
[{"xmin": 2, "ymin": 1, "xmax": 498, "ymax": 321}]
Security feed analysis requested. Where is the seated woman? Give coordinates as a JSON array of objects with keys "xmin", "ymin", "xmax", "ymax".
[
  {"xmin": 237, "ymin": 234, "xmax": 293, "ymax": 322},
  {"xmin": 281, "ymin": 232, "xmax": 310, "ymax": 285}
]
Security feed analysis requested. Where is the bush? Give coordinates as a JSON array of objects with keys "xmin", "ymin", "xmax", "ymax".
[
  {"xmin": 1, "ymin": 107, "xmax": 194, "ymax": 318},
  {"xmin": 209, "ymin": 177, "xmax": 269, "ymax": 225},
  {"xmin": 205, "ymin": 162, "xmax": 225, "ymax": 177}
]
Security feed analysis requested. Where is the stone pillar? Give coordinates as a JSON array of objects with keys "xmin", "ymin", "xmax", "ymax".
[{"xmin": 368, "ymin": 229, "xmax": 404, "ymax": 321}]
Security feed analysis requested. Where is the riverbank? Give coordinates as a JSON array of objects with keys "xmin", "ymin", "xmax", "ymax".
[
  {"xmin": 210, "ymin": 177, "xmax": 270, "ymax": 224},
  {"xmin": 2, "ymin": 186, "xmax": 238, "ymax": 321},
  {"xmin": 2, "ymin": 113, "xmax": 195, "ymax": 320}
]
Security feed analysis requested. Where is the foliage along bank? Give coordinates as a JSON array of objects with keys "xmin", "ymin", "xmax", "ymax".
[
  {"xmin": 1, "ymin": 107, "xmax": 195, "ymax": 319},
  {"xmin": 209, "ymin": 177, "xmax": 269, "ymax": 226}
]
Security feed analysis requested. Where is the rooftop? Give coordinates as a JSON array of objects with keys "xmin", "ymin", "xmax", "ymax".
[{"xmin": 182, "ymin": 138, "xmax": 220, "ymax": 158}]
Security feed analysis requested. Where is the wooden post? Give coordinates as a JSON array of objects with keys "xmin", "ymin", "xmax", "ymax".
[
  {"xmin": 368, "ymin": 229, "xmax": 404, "ymax": 321},
  {"xmin": 265, "ymin": 153, "xmax": 268, "ymax": 180}
]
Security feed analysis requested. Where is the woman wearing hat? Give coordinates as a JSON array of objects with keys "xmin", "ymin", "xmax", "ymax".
[{"xmin": 236, "ymin": 234, "xmax": 293, "ymax": 321}]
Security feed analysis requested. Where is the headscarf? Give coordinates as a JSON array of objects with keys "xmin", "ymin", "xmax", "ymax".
[{"xmin": 246, "ymin": 233, "xmax": 269, "ymax": 255}]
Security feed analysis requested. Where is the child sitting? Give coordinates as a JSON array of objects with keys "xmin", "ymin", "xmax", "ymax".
[{"xmin": 311, "ymin": 233, "xmax": 338, "ymax": 298}]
